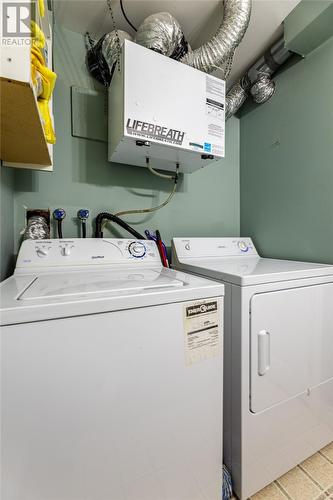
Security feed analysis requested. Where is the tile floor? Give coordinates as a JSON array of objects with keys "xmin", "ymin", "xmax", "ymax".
[{"xmin": 232, "ymin": 442, "xmax": 333, "ymax": 500}]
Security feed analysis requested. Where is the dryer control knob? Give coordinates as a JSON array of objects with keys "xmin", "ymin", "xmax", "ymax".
[
  {"xmin": 238, "ymin": 241, "xmax": 249, "ymax": 252},
  {"xmin": 36, "ymin": 247, "xmax": 48, "ymax": 258},
  {"xmin": 129, "ymin": 242, "xmax": 146, "ymax": 258}
]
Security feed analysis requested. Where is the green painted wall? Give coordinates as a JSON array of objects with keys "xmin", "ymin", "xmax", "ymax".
[
  {"xmin": 12, "ymin": 25, "xmax": 240, "ymax": 254},
  {"xmin": 240, "ymin": 36, "xmax": 333, "ymax": 264},
  {"xmin": 0, "ymin": 165, "xmax": 15, "ymax": 279}
]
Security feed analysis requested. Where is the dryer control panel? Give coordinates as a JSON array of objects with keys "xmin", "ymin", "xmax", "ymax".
[
  {"xmin": 172, "ymin": 237, "xmax": 258, "ymax": 260},
  {"xmin": 15, "ymin": 239, "xmax": 160, "ymax": 272}
]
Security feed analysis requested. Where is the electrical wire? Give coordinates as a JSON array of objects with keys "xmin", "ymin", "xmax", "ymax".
[{"xmin": 120, "ymin": 0, "xmax": 137, "ymax": 32}]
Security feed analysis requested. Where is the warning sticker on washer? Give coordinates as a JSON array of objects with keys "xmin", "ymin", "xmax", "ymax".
[{"xmin": 183, "ymin": 299, "xmax": 221, "ymax": 366}]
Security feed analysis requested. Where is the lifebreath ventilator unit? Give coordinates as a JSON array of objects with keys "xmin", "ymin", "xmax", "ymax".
[{"xmin": 108, "ymin": 40, "xmax": 225, "ymax": 173}]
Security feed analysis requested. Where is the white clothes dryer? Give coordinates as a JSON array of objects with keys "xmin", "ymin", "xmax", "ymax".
[
  {"xmin": 172, "ymin": 237, "xmax": 333, "ymax": 499},
  {"xmin": 0, "ymin": 238, "xmax": 225, "ymax": 500}
]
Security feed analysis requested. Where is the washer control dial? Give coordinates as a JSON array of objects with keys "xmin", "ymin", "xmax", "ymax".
[
  {"xmin": 238, "ymin": 240, "xmax": 249, "ymax": 252},
  {"xmin": 61, "ymin": 246, "xmax": 71, "ymax": 256},
  {"xmin": 36, "ymin": 247, "xmax": 49, "ymax": 258},
  {"xmin": 128, "ymin": 241, "xmax": 146, "ymax": 258}
]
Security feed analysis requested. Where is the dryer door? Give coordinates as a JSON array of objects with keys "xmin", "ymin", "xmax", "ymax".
[{"xmin": 250, "ymin": 283, "xmax": 333, "ymax": 413}]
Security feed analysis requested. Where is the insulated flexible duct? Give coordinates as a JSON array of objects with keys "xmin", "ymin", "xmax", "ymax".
[
  {"xmin": 23, "ymin": 216, "xmax": 50, "ymax": 240},
  {"xmin": 90, "ymin": 0, "xmax": 251, "ymax": 85},
  {"xmin": 250, "ymin": 75, "xmax": 275, "ymax": 104},
  {"xmin": 135, "ymin": 12, "xmax": 190, "ymax": 60},
  {"xmin": 226, "ymin": 37, "xmax": 293, "ymax": 119},
  {"xmin": 248, "ymin": 38, "xmax": 291, "ymax": 103},
  {"xmin": 225, "ymin": 74, "xmax": 250, "ymax": 119},
  {"xmin": 181, "ymin": 0, "xmax": 252, "ymax": 74},
  {"xmin": 86, "ymin": 29, "xmax": 132, "ymax": 86},
  {"xmin": 135, "ymin": 0, "xmax": 251, "ymax": 76},
  {"xmin": 102, "ymin": 30, "xmax": 133, "ymax": 71}
]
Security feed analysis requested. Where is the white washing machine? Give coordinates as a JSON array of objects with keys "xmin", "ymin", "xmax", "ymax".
[
  {"xmin": 171, "ymin": 237, "xmax": 333, "ymax": 499},
  {"xmin": 0, "ymin": 238, "xmax": 225, "ymax": 500}
]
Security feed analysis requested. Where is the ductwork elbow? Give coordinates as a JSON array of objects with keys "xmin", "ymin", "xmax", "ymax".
[
  {"xmin": 226, "ymin": 36, "xmax": 293, "ymax": 119},
  {"xmin": 181, "ymin": 0, "xmax": 252, "ymax": 74}
]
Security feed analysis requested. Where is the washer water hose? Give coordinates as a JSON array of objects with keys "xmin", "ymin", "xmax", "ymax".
[
  {"xmin": 95, "ymin": 213, "xmax": 146, "ymax": 239},
  {"xmin": 53, "ymin": 208, "xmax": 66, "ymax": 239},
  {"xmin": 77, "ymin": 209, "xmax": 90, "ymax": 238}
]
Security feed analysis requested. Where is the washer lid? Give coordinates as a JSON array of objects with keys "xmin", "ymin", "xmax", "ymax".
[
  {"xmin": 19, "ymin": 269, "xmax": 183, "ymax": 300},
  {"xmin": 0, "ymin": 267, "xmax": 224, "ymax": 326},
  {"xmin": 174, "ymin": 257, "xmax": 333, "ymax": 286}
]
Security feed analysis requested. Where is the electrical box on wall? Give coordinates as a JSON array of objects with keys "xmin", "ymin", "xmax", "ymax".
[{"xmin": 108, "ymin": 40, "xmax": 225, "ymax": 173}]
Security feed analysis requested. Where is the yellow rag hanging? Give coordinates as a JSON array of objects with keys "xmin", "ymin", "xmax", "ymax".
[
  {"xmin": 31, "ymin": 21, "xmax": 57, "ymax": 144},
  {"xmin": 31, "ymin": 20, "xmax": 45, "ymax": 49},
  {"xmin": 38, "ymin": 0, "xmax": 45, "ymax": 17}
]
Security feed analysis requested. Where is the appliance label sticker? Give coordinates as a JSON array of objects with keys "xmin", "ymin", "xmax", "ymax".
[
  {"xmin": 206, "ymin": 76, "xmax": 225, "ymax": 121},
  {"xmin": 183, "ymin": 299, "xmax": 221, "ymax": 366}
]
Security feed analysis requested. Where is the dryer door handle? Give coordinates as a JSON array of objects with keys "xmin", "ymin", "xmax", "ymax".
[{"xmin": 258, "ymin": 330, "xmax": 270, "ymax": 376}]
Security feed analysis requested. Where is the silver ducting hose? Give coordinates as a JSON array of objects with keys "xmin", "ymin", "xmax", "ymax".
[
  {"xmin": 225, "ymin": 75, "xmax": 250, "ymax": 119},
  {"xmin": 86, "ymin": 29, "xmax": 132, "ymax": 86},
  {"xmin": 181, "ymin": 0, "xmax": 252, "ymax": 74},
  {"xmin": 23, "ymin": 216, "xmax": 50, "ymax": 240},
  {"xmin": 135, "ymin": 12, "xmax": 190, "ymax": 60},
  {"xmin": 226, "ymin": 37, "xmax": 293, "ymax": 119},
  {"xmin": 250, "ymin": 75, "xmax": 276, "ymax": 103},
  {"xmin": 102, "ymin": 29, "xmax": 133, "ymax": 71}
]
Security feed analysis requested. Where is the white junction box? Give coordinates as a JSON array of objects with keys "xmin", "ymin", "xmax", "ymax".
[{"xmin": 108, "ymin": 40, "xmax": 225, "ymax": 173}]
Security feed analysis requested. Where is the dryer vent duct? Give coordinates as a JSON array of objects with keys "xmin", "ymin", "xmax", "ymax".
[
  {"xmin": 23, "ymin": 215, "xmax": 50, "ymax": 240},
  {"xmin": 226, "ymin": 37, "xmax": 293, "ymax": 119}
]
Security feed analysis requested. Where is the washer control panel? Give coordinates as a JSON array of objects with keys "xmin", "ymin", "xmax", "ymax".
[
  {"xmin": 237, "ymin": 240, "xmax": 250, "ymax": 253},
  {"xmin": 128, "ymin": 241, "xmax": 146, "ymax": 258},
  {"xmin": 172, "ymin": 237, "xmax": 258, "ymax": 260},
  {"xmin": 16, "ymin": 239, "xmax": 160, "ymax": 270}
]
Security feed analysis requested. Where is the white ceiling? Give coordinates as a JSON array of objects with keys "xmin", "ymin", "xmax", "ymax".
[{"xmin": 54, "ymin": 0, "xmax": 301, "ymax": 84}]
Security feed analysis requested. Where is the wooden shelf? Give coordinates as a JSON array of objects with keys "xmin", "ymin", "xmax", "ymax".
[{"xmin": 0, "ymin": 77, "xmax": 52, "ymax": 168}]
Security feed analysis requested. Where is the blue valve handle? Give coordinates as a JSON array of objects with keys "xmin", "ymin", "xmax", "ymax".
[
  {"xmin": 53, "ymin": 208, "xmax": 66, "ymax": 221},
  {"xmin": 77, "ymin": 209, "xmax": 90, "ymax": 221}
]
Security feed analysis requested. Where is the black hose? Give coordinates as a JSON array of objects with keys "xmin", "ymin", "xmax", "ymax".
[
  {"xmin": 95, "ymin": 212, "xmax": 145, "ymax": 239},
  {"xmin": 57, "ymin": 220, "xmax": 63, "ymax": 239},
  {"xmin": 82, "ymin": 221, "xmax": 87, "ymax": 238}
]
